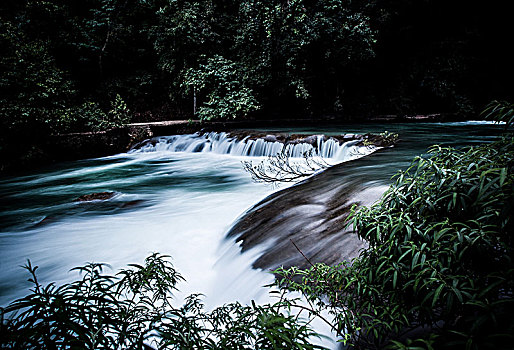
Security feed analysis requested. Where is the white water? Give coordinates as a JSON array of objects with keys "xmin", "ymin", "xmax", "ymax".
[
  {"xmin": 0, "ymin": 152, "xmax": 270, "ymax": 303},
  {"xmin": 1, "ymin": 132, "xmax": 377, "ymax": 349},
  {"xmin": 131, "ymin": 131, "xmax": 376, "ymax": 162},
  {"xmin": 1, "ymin": 125, "xmax": 503, "ymax": 348}
]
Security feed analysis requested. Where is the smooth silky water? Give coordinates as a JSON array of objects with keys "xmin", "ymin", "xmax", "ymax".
[{"xmin": 0, "ymin": 121, "xmax": 503, "ymax": 347}]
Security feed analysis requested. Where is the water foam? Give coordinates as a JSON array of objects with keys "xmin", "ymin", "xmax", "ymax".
[{"xmin": 130, "ymin": 132, "xmax": 376, "ymax": 163}]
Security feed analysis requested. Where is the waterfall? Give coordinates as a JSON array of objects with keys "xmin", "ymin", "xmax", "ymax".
[
  {"xmin": 1, "ymin": 122, "xmax": 503, "ymax": 349},
  {"xmin": 130, "ymin": 132, "xmax": 376, "ymax": 162}
]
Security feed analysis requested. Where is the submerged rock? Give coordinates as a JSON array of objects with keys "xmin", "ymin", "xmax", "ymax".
[{"xmin": 74, "ymin": 192, "xmax": 116, "ymax": 202}]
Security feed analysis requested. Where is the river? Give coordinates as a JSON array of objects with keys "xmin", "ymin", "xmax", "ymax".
[{"xmin": 0, "ymin": 121, "xmax": 503, "ymax": 347}]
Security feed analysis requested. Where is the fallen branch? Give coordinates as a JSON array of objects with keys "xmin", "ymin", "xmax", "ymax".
[{"xmin": 242, "ymin": 148, "xmax": 330, "ymax": 184}]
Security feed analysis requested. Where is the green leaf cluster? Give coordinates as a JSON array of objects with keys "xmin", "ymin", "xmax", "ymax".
[
  {"xmin": 1, "ymin": 253, "xmax": 324, "ymax": 349},
  {"xmin": 152, "ymin": 0, "xmax": 376, "ymax": 119},
  {"xmin": 2, "ymin": 0, "xmax": 511, "ymax": 139},
  {"xmin": 276, "ymin": 135, "xmax": 514, "ymax": 349},
  {"xmin": 0, "ymin": 4, "xmax": 135, "ymax": 140},
  {"xmin": 183, "ymin": 56, "xmax": 260, "ymax": 121},
  {"xmin": 483, "ymin": 100, "xmax": 514, "ymax": 129}
]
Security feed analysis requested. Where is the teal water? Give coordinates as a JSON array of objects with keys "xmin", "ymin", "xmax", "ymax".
[{"xmin": 0, "ymin": 121, "xmax": 504, "ymax": 347}]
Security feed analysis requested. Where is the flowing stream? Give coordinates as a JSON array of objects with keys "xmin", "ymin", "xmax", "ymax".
[{"xmin": 0, "ymin": 121, "xmax": 503, "ymax": 347}]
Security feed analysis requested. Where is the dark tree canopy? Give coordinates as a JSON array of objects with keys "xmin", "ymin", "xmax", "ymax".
[{"xmin": 0, "ymin": 0, "xmax": 512, "ymax": 140}]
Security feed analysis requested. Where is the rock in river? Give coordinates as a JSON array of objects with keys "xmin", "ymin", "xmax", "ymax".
[
  {"xmin": 227, "ymin": 150, "xmax": 390, "ymax": 271},
  {"xmin": 74, "ymin": 191, "xmax": 116, "ymax": 202}
]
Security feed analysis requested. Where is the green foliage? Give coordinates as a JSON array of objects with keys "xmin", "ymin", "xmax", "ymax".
[
  {"xmin": 483, "ymin": 100, "xmax": 514, "ymax": 129},
  {"xmin": 105, "ymin": 93, "xmax": 132, "ymax": 129},
  {"xmin": 275, "ymin": 136, "xmax": 514, "ymax": 349},
  {"xmin": 56, "ymin": 102, "xmax": 106, "ymax": 133},
  {"xmin": 0, "ymin": 253, "xmax": 325, "ymax": 350},
  {"xmin": 0, "ymin": 1, "xmax": 138, "ymax": 142},
  {"xmin": 1, "ymin": 0, "xmax": 512, "ymax": 139},
  {"xmin": 57, "ymin": 94, "xmax": 131, "ymax": 132},
  {"xmin": 0, "ymin": 19, "xmax": 76, "ymax": 137},
  {"xmin": 3, "ymin": 0, "xmax": 508, "ymax": 135},
  {"xmin": 183, "ymin": 55, "xmax": 260, "ymax": 120},
  {"xmin": 152, "ymin": 1, "xmax": 218, "ymax": 84},
  {"xmin": 232, "ymin": 0, "xmax": 376, "ymax": 105},
  {"xmin": 153, "ymin": 0, "xmax": 376, "ymax": 116}
]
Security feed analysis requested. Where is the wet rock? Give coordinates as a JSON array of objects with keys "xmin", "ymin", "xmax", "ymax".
[
  {"xmin": 120, "ymin": 199, "xmax": 145, "ymax": 209},
  {"xmin": 223, "ymin": 131, "xmax": 365, "ymax": 148},
  {"xmin": 263, "ymin": 135, "xmax": 278, "ymax": 142},
  {"xmin": 359, "ymin": 132, "xmax": 399, "ymax": 148},
  {"xmin": 302, "ymin": 135, "xmax": 318, "ymax": 145},
  {"xmin": 74, "ymin": 192, "xmax": 116, "ymax": 202},
  {"xmin": 227, "ymin": 151, "xmax": 391, "ymax": 271},
  {"xmin": 127, "ymin": 125, "xmax": 153, "ymax": 149},
  {"xmin": 32, "ymin": 216, "xmax": 56, "ymax": 228}
]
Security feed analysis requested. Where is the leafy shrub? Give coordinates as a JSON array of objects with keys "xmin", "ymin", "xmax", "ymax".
[
  {"xmin": 56, "ymin": 101, "xmax": 104, "ymax": 133},
  {"xmin": 483, "ymin": 100, "xmax": 514, "ymax": 129},
  {"xmin": 55, "ymin": 95, "xmax": 131, "ymax": 133},
  {"xmin": 0, "ymin": 16, "xmax": 132, "ymax": 139},
  {"xmin": 182, "ymin": 55, "xmax": 260, "ymax": 121},
  {"xmin": 0, "ymin": 253, "xmax": 324, "ymax": 349},
  {"xmin": 107, "ymin": 94, "xmax": 132, "ymax": 129},
  {"xmin": 276, "ymin": 136, "xmax": 514, "ymax": 349},
  {"xmin": 0, "ymin": 21, "xmax": 76, "ymax": 138}
]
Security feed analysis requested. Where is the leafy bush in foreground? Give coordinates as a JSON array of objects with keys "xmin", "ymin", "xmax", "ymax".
[
  {"xmin": 276, "ymin": 136, "xmax": 514, "ymax": 349},
  {"xmin": 0, "ymin": 253, "xmax": 323, "ymax": 349}
]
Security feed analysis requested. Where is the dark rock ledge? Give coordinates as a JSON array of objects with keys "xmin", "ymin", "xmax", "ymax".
[
  {"xmin": 74, "ymin": 192, "xmax": 117, "ymax": 202},
  {"xmin": 223, "ymin": 131, "xmax": 396, "ymax": 148},
  {"xmin": 226, "ymin": 150, "xmax": 391, "ymax": 271},
  {"xmin": 135, "ymin": 130, "xmax": 397, "ymax": 151}
]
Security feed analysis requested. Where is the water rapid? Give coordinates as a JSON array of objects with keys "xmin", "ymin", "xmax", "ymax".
[
  {"xmin": 0, "ymin": 122, "xmax": 504, "ymax": 348},
  {"xmin": 130, "ymin": 131, "xmax": 376, "ymax": 162}
]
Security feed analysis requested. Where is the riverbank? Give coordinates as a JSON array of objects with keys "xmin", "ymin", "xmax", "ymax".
[
  {"xmin": 0, "ymin": 113, "xmax": 460, "ymax": 174},
  {"xmin": 0, "ymin": 121, "xmax": 194, "ymax": 174}
]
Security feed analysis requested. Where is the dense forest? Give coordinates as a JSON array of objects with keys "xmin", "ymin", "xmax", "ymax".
[
  {"xmin": 1, "ymin": 1, "xmax": 514, "ymax": 348},
  {"xmin": 1, "ymin": 0, "xmax": 513, "ymax": 141}
]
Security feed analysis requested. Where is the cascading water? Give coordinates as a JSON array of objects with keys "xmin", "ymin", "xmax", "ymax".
[
  {"xmin": 0, "ymin": 122, "xmax": 504, "ymax": 349},
  {"xmin": 130, "ymin": 131, "xmax": 376, "ymax": 163}
]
